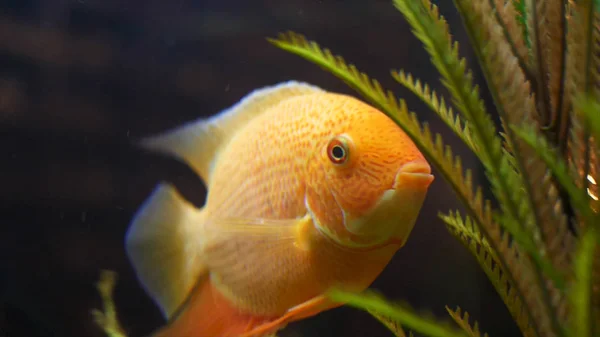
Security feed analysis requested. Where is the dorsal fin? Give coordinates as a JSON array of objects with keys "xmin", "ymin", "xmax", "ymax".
[{"xmin": 138, "ymin": 81, "xmax": 324, "ymax": 184}]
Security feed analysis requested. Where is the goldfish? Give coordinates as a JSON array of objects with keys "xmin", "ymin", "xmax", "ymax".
[{"xmin": 125, "ymin": 81, "xmax": 434, "ymax": 337}]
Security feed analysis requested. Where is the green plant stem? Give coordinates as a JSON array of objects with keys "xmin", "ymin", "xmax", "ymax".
[
  {"xmin": 570, "ymin": 226, "xmax": 598, "ymax": 337},
  {"xmin": 91, "ymin": 270, "xmax": 128, "ymax": 337},
  {"xmin": 328, "ymin": 289, "xmax": 467, "ymax": 337}
]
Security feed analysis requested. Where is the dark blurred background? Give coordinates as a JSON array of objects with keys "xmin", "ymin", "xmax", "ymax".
[{"xmin": 0, "ymin": 1, "xmax": 520, "ymax": 337}]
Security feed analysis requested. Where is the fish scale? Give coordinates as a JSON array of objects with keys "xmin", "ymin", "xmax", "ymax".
[{"xmin": 205, "ymin": 95, "xmax": 324, "ymax": 219}]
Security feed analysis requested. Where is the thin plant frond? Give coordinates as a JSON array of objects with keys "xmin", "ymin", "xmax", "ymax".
[
  {"xmin": 91, "ymin": 270, "xmax": 129, "ymax": 337},
  {"xmin": 369, "ymin": 310, "xmax": 409, "ymax": 337},
  {"xmin": 267, "ymin": 31, "xmax": 408, "ymax": 119},
  {"xmin": 492, "ymin": 0, "xmax": 532, "ymax": 76},
  {"xmin": 585, "ymin": 89, "xmax": 600, "ymax": 323},
  {"xmin": 268, "ymin": 26, "xmax": 546, "ymax": 337},
  {"xmin": 441, "ymin": 210, "xmax": 498, "ymax": 261},
  {"xmin": 392, "ymin": 0, "xmax": 503, "ymax": 173},
  {"xmin": 512, "ymin": 0, "xmax": 532, "ymax": 48},
  {"xmin": 564, "ymin": 0, "xmax": 598, "ymax": 223},
  {"xmin": 513, "ymin": 122, "xmax": 596, "ymax": 308},
  {"xmin": 573, "ymin": 96, "xmax": 600, "ymax": 149},
  {"xmin": 564, "ymin": 0, "xmax": 598, "ymax": 104},
  {"xmin": 392, "ymin": 0, "xmax": 540, "ymax": 272},
  {"xmin": 569, "ymin": 226, "xmax": 598, "ymax": 337},
  {"xmin": 502, "ymin": 142, "xmax": 519, "ymax": 172},
  {"xmin": 445, "ymin": 306, "xmax": 489, "ymax": 337},
  {"xmin": 453, "ymin": 0, "xmax": 573, "ymax": 333},
  {"xmin": 585, "ymin": 95, "xmax": 600, "ymax": 319},
  {"xmin": 392, "ymin": 3, "xmax": 556, "ymax": 272},
  {"xmin": 536, "ymin": 0, "xmax": 567, "ymax": 137},
  {"xmin": 327, "ymin": 289, "xmax": 468, "ymax": 337},
  {"xmin": 393, "ymin": 0, "xmax": 552, "ymax": 269},
  {"xmin": 391, "ymin": 70, "xmax": 479, "ymax": 153},
  {"xmin": 409, "ymin": 0, "xmax": 566, "ymax": 334},
  {"xmin": 460, "ymin": 0, "xmax": 567, "ymax": 266},
  {"xmin": 573, "ymin": 95, "xmax": 600, "ymax": 215},
  {"xmin": 512, "ymin": 123, "xmax": 597, "ymax": 225},
  {"xmin": 524, "ymin": 0, "xmax": 556, "ymax": 127},
  {"xmin": 440, "ymin": 211, "xmax": 536, "ymax": 337},
  {"xmin": 595, "ymin": 10, "xmax": 600, "ymax": 97},
  {"xmin": 567, "ymin": 108, "xmax": 594, "ymax": 232},
  {"xmin": 494, "ymin": 211, "xmax": 568, "ymax": 290}
]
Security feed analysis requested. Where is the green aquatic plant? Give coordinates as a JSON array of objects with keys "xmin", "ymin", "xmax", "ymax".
[
  {"xmin": 91, "ymin": 0, "xmax": 600, "ymax": 336},
  {"xmin": 92, "ymin": 270, "xmax": 128, "ymax": 337},
  {"xmin": 265, "ymin": 0, "xmax": 600, "ymax": 336}
]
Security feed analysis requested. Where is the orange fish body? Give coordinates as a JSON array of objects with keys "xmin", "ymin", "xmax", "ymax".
[{"xmin": 125, "ymin": 81, "xmax": 434, "ymax": 337}]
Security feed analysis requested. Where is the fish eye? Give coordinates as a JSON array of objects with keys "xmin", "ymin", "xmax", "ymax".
[{"xmin": 327, "ymin": 137, "xmax": 350, "ymax": 165}]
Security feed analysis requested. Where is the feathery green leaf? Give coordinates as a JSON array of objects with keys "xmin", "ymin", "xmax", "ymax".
[
  {"xmin": 369, "ymin": 310, "xmax": 409, "ymax": 337},
  {"xmin": 440, "ymin": 210, "xmax": 536, "ymax": 337},
  {"xmin": 91, "ymin": 270, "xmax": 128, "ymax": 337},
  {"xmin": 569, "ymin": 226, "xmax": 598, "ymax": 337},
  {"xmin": 392, "ymin": 0, "xmax": 500, "ymax": 168},
  {"xmin": 269, "ymin": 27, "xmax": 545, "ymax": 337},
  {"xmin": 491, "ymin": 0, "xmax": 532, "ymax": 77},
  {"xmin": 268, "ymin": 2, "xmax": 600, "ymax": 337},
  {"xmin": 391, "ymin": 70, "xmax": 478, "ymax": 153},
  {"xmin": 564, "ymin": 0, "xmax": 598, "ymax": 230},
  {"xmin": 392, "ymin": 0, "xmax": 541, "ymax": 258},
  {"xmin": 446, "ymin": 306, "xmax": 489, "ymax": 337},
  {"xmin": 525, "ymin": 0, "xmax": 554, "ymax": 127},
  {"xmin": 453, "ymin": 1, "xmax": 572, "ymax": 333},
  {"xmin": 512, "ymin": 123, "xmax": 597, "ymax": 225},
  {"xmin": 328, "ymin": 289, "xmax": 467, "ymax": 337},
  {"xmin": 574, "ymin": 94, "xmax": 600, "ymax": 154},
  {"xmin": 512, "ymin": 0, "xmax": 532, "ymax": 49},
  {"xmin": 533, "ymin": 0, "xmax": 568, "ymax": 140},
  {"xmin": 573, "ymin": 94, "xmax": 600, "ymax": 217},
  {"xmin": 398, "ymin": 1, "xmax": 566, "ymax": 334}
]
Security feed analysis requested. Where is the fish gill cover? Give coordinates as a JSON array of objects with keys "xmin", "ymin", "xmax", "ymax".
[{"xmin": 92, "ymin": 0, "xmax": 600, "ymax": 336}]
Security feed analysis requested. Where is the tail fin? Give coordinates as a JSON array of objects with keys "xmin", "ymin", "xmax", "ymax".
[{"xmin": 125, "ymin": 183, "xmax": 207, "ymax": 319}]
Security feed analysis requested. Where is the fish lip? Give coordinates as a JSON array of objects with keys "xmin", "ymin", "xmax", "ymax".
[
  {"xmin": 342, "ymin": 159, "xmax": 433, "ymax": 243},
  {"xmin": 393, "ymin": 159, "xmax": 434, "ymax": 189}
]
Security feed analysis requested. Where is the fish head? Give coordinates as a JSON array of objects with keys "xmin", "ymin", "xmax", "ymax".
[{"xmin": 305, "ymin": 94, "xmax": 434, "ymax": 249}]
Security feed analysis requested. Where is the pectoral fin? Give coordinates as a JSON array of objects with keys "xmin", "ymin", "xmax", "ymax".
[{"xmin": 201, "ymin": 213, "xmax": 316, "ymax": 252}]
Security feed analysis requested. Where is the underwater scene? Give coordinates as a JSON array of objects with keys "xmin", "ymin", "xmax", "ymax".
[{"xmin": 2, "ymin": 0, "xmax": 599, "ymax": 337}]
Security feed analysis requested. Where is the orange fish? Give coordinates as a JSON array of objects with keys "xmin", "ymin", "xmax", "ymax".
[{"xmin": 125, "ymin": 81, "xmax": 434, "ymax": 337}]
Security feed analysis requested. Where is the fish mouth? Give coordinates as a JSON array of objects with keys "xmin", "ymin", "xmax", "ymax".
[
  {"xmin": 342, "ymin": 159, "xmax": 434, "ymax": 244},
  {"xmin": 393, "ymin": 159, "xmax": 434, "ymax": 190}
]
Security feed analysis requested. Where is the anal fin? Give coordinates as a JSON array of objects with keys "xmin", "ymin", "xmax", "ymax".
[
  {"xmin": 237, "ymin": 295, "xmax": 341, "ymax": 337},
  {"xmin": 152, "ymin": 276, "xmax": 341, "ymax": 337},
  {"xmin": 151, "ymin": 276, "xmax": 282, "ymax": 337}
]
